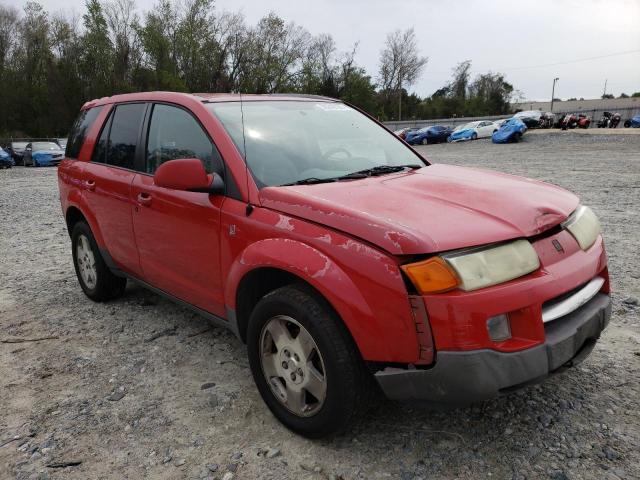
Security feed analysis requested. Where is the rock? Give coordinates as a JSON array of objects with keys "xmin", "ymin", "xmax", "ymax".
[
  {"xmin": 266, "ymin": 448, "xmax": 281, "ymax": 459},
  {"xmin": 603, "ymin": 446, "xmax": 619, "ymax": 460},
  {"xmin": 231, "ymin": 452, "xmax": 243, "ymax": 461},
  {"xmin": 538, "ymin": 414, "xmax": 553, "ymax": 427},
  {"xmin": 208, "ymin": 394, "xmax": 219, "ymax": 408},
  {"xmin": 107, "ymin": 390, "xmax": 126, "ymax": 402},
  {"xmin": 174, "ymin": 458, "xmax": 186, "ymax": 467},
  {"xmin": 222, "ymin": 473, "xmax": 234, "ymax": 480},
  {"xmin": 227, "ymin": 463, "xmax": 238, "ymax": 473},
  {"xmin": 206, "ymin": 463, "xmax": 219, "ymax": 472},
  {"xmin": 201, "ymin": 382, "xmax": 216, "ymax": 390},
  {"xmin": 549, "ymin": 470, "xmax": 570, "ymax": 480},
  {"xmin": 622, "ymin": 296, "xmax": 638, "ymax": 306}
]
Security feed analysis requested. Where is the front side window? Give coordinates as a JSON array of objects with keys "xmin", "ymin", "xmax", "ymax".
[
  {"xmin": 105, "ymin": 103, "xmax": 146, "ymax": 170},
  {"xmin": 145, "ymin": 104, "xmax": 222, "ymax": 175},
  {"xmin": 208, "ymin": 101, "xmax": 425, "ymax": 187}
]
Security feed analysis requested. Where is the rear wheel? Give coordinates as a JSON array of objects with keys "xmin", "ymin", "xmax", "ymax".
[
  {"xmin": 471, "ymin": 132, "xmax": 478, "ymax": 140},
  {"xmin": 247, "ymin": 285, "xmax": 374, "ymax": 438},
  {"xmin": 71, "ymin": 221, "xmax": 126, "ymax": 302}
]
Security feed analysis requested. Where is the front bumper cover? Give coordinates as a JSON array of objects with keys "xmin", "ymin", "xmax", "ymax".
[{"xmin": 375, "ymin": 293, "xmax": 610, "ymax": 405}]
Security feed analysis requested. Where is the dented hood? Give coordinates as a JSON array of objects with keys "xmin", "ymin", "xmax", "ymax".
[{"xmin": 259, "ymin": 164, "xmax": 579, "ymax": 255}]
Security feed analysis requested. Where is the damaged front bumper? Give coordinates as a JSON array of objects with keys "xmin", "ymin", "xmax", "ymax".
[{"xmin": 374, "ymin": 292, "xmax": 611, "ymax": 405}]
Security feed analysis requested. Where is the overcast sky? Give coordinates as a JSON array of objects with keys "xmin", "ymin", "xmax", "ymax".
[{"xmin": 20, "ymin": 0, "xmax": 640, "ymax": 101}]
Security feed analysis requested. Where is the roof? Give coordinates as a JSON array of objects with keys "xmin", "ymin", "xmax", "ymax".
[{"xmin": 82, "ymin": 91, "xmax": 338, "ymax": 110}]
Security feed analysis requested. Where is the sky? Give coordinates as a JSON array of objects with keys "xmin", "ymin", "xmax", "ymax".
[{"xmin": 19, "ymin": 0, "xmax": 640, "ymax": 101}]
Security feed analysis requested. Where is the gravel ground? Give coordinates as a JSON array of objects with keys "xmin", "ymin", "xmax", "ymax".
[{"xmin": 1, "ymin": 131, "xmax": 639, "ymax": 480}]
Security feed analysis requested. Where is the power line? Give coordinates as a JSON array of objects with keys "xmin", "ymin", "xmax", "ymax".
[{"xmin": 497, "ymin": 50, "xmax": 640, "ymax": 72}]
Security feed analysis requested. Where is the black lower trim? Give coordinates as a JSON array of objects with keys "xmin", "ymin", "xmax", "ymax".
[
  {"xmin": 375, "ymin": 293, "xmax": 611, "ymax": 405},
  {"xmin": 98, "ymin": 248, "xmax": 241, "ymax": 340}
]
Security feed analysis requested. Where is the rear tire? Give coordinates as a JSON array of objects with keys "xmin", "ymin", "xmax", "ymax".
[
  {"xmin": 247, "ymin": 285, "xmax": 374, "ymax": 438},
  {"xmin": 471, "ymin": 132, "xmax": 478, "ymax": 140},
  {"xmin": 71, "ymin": 221, "xmax": 126, "ymax": 302}
]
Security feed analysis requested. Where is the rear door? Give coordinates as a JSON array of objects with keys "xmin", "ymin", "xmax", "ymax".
[
  {"xmin": 83, "ymin": 102, "xmax": 147, "ymax": 276},
  {"xmin": 130, "ymin": 103, "xmax": 226, "ymax": 317}
]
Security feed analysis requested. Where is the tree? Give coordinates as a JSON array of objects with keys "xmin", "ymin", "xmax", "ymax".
[
  {"xmin": 619, "ymin": 92, "xmax": 629, "ymax": 98},
  {"xmin": 632, "ymin": 92, "xmax": 640, "ymax": 98},
  {"xmin": 601, "ymin": 93, "xmax": 614, "ymax": 99},
  {"xmin": 378, "ymin": 27, "xmax": 427, "ymax": 120},
  {"xmin": 81, "ymin": 0, "xmax": 113, "ymax": 99}
]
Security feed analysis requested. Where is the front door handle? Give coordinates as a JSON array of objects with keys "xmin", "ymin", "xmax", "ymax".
[
  {"xmin": 85, "ymin": 179, "xmax": 96, "ymax": 191},
  {"xmin": 137, "ymin": 192, "xmax": 152, "ymax": 206}
]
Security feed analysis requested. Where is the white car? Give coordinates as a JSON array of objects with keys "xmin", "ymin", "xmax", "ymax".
[{"xmin": 450, "ymin": 120, "xmax": 498, "ymax": 141}]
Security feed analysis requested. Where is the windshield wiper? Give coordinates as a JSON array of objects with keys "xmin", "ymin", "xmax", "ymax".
[
  {"xmin": 344, "ymin": 164, "xmax": 423, "ymax": 177},
  {"xmin": 280, "ymin": 164, "xmax": 421, "ymax": 186}
]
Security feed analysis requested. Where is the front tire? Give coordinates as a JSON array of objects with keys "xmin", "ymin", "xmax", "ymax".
[
  {"xmin": 247, "ymin": 285, "xmax": 374, "ymax": 438},
  {"xmin": 71, "ymin": 221, "xmax": 126, "ymax": 302},
  {"xmin": 471, "ymin": 132, "xmax": 478, "ymax": 140}
]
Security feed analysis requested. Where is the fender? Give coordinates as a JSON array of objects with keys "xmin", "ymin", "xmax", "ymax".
[
  {"xmin": 225, "ymin": 238, "xmax": 420, "ymax": 363},
  {"xmin": 64, "ymin": 186, "xmax": 107, "ymax": 249}
]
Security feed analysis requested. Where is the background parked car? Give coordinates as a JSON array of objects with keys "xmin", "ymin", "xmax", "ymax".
[
  {"xmin": 447, "ymin": 120, "xmax": 497, "ymax": 142},
  {"xmin": 539, "ymin": 112, "xmax": 555, "ymax": 128},
  {"xmin": 405, "ymin": 125, "xmax": 453, "ymax": 145},
  {"xmin": 513, "ymin": 110, "xmax": 543, "ymax": 128},
  {"xmin": 7, "ymin": 141, "xmax": 29, "ymax": 165},
  {"xmin": 492, "ymin": 118, "xmax": 527, "ymax": 143},
  {"xmin": 393, "ymin": 127, "xmax": 420, "ymax": 140},
  {"xmin": 0, "ymin": 147, "xmax": 13, "ymax": 168},
  {"xmin": 23, "ymin": 141, "xmax": 65, "ymax": 167},
  {"xmin": 624, "ymin": 115, "xmax": 640, "ymax": 128},
  {"xmin": 56, "ymin": 137, "xmax": 68, "ymax": 149}
]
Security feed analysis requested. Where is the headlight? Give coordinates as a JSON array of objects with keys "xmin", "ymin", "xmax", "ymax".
[
  {"xmin": 401, "ymin": 239, "xmax": 540, "ymax": 294},
  {"xmin": 562, "ymin": 205, "xmax": 601, "ymax": 250}
]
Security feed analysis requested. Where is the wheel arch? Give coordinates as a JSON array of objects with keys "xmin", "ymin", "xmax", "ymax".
[{"xmin": 226, "ymin": 239, "xmax": 375, "ymax": 352}]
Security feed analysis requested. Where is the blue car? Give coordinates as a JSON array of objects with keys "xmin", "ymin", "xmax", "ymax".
[
  {"xmin": 624, "ymin": 115, "xmax": 640, "ymax": 128},
  {"xmin": 492, "ymin": 118, "xmax": 528, "ymax": 144},
  {"xmin": 447, "ymin": 127, "xmax": 476, "ymax": 143},
  {"xmin": 0, "ymin": 147, "xmax": 13, "ymax": 168},
  {"xmin": 23, "ymin": 141, "xmax": 65, "ymax": 167},
  {"xmin": 405, "ymin": 125, "xmax": 453, "ymax": 145}
]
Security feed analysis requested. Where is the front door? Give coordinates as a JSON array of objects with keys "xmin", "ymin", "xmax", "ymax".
[
  {"xmin": 83, "ymin": 102, "xmax": 147, "ymax": 277},
  {"xmin": 130, "ymin": 103, "xmax": 226, "ymax": 317}
]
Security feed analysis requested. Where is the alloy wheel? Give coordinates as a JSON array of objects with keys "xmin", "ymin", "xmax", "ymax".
[
  {"xmin": 259, "ymin": 315, "xmax": 327, "ymax": 417},
  {"xmin": 76, "ymin": 234, "xmax": 97, "ymax": 289}
]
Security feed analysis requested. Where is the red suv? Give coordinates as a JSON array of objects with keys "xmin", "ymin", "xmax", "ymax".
[{"xmin": 59, "ymin": 92, "xmax": 610, "ymax": 438}]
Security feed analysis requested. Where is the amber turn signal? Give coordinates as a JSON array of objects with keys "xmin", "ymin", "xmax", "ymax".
[{"xmin": 401, "ymin": 257, "xmax": 460, "ymax": 294}]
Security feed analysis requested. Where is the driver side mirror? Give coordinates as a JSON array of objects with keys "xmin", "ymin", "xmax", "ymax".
[{"xmin": 153, "ymin": 158, "xmax": 223, "ymax": 194}]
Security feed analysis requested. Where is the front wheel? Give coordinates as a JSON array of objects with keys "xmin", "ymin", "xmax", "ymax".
[
  {"xmin": 72, "ymin": 221, "xmax": 126, "ymax": 301},
  {"xmin": 421, "ymin": 137, "xmax": 429, "ymax": 145},
  {"xmin": 247, "ymin": 285, "xmax": 374, "ymax": 438},
  {"xmin": 471, "ymin": 132, "xmax": 478, "ymax": 140}
]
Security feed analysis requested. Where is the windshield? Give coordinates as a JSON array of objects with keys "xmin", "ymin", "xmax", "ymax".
[
  {"xmin": 12, "ymin": 142, "xmax": 28, "ymax": 149},
  {"xmin": 208, "ymin": 101, "xmax": 425, "ymax": 187},
  {"xmin": 455, "ymin": 122, "xmax": 477, "ymax": 131},
  {"xmin": 32, "ymin": 142, "xmax": 60, "ymax": 151}
]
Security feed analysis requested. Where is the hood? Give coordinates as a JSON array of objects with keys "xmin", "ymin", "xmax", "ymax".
[{"xmin": 259, "ymin": 164, "xmax": 578, "ymax": 255}]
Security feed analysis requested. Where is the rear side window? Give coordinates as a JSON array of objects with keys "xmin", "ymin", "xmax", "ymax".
[
  {"xmin": 66, "ymin": 106, "xmax": 104, "ymax": 159},
  {"xmin": 91, "ymin": 103, "xmax": 145, "ymax": 170}
]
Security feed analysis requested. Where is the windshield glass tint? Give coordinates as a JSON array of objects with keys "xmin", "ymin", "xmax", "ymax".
[
  {"xmin": 208, "ymin": 101, "xmax": 424, "ymax": 187},
  {"xmin": 32, "ymin": 142, "xmax": 60, "ymax": 151}
]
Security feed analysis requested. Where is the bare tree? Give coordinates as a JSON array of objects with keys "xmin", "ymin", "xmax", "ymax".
[
  {"xmin": 378, "ymin": 27, "xmax": 427, "ymax": 120},
  {"xmin": 0, "ymin": 4, "xmax": 19, "ymax": 76}
]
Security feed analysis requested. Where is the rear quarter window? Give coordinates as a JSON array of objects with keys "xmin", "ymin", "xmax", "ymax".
[{"xmin": 66, "ymin": 106, "xmax": 104, "ymax": 159}]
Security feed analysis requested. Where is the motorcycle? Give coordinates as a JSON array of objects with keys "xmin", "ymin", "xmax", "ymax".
[
  {"xmin": 538, "ymin": 112, "xmax": 555, "ymax": 129},
  {"xmin": 577, "ymin": 114, "xmax": 591, "ymax": 129},
  {"xmin": 560, "ymin": 114, "xmax": 578, "ymax": 130},
  {"xmin": 598, "ymin": 112, "xmax": 621, "ymax": 128}
]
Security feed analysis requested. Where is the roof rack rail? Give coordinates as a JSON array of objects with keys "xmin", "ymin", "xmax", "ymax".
[{"xmin": 266, "ymin": 93, "xmax": 338, "ymax": 102}]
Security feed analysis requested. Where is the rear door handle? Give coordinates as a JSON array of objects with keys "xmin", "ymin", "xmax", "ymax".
[
  {"xmin": 137, "ymin": 192, "xmax": 152, "ymax": 206},
  {"xmin": 85, "ymin": 179, "xmax": 96, "ymax": 191}
]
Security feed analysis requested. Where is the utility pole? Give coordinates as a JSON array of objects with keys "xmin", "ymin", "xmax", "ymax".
[
  {"xmin": 550, "ymin": 77, "xmax": 559, "ymax": 112},
  {"xmin": 602, "ymin": 79, "xmax": 608, "ymax": 98}
]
